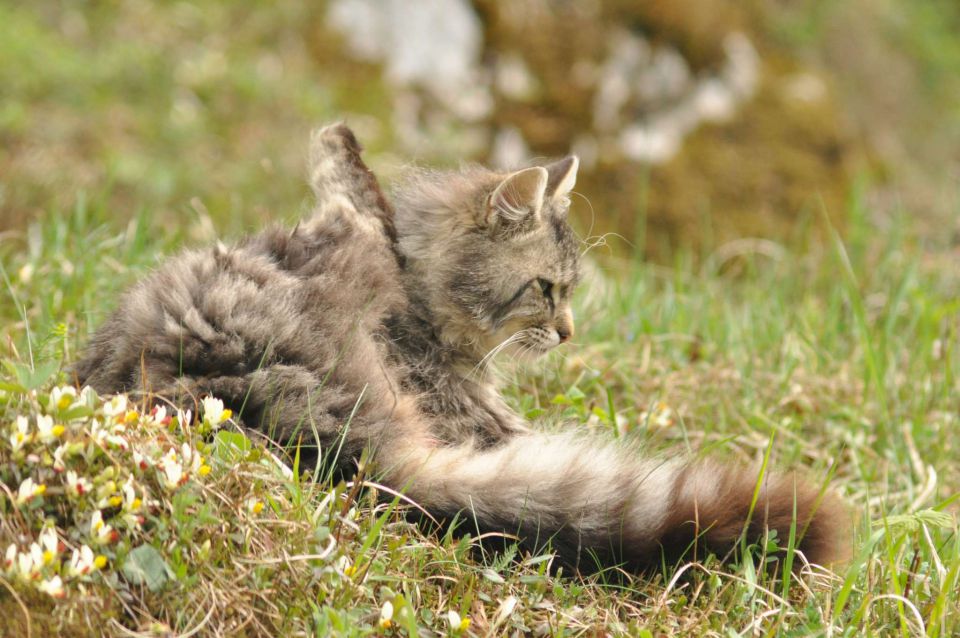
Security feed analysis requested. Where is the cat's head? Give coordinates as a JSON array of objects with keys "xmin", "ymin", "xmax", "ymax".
[{"xmin": 394, "ymin": 157, "xmax": 581, "ymax": 363}]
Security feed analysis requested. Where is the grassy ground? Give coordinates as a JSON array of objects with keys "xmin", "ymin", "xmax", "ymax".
[
  {"xmin": 2, "ymin": 2, "xmax": 959, "ymax": 636},
  {"xmin": 1, "ymin": 185, "xmax": 958, "ymax": 636}
]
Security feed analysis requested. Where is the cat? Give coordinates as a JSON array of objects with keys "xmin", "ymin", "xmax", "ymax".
[{"xmin": 74, "ymin": 123, "xmax": 848, "ymax": 573}]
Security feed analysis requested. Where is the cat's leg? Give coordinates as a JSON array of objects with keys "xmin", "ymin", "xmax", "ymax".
[{"xmin": 152, "ymin": 364, "xmax": 376, "ymax": 470}]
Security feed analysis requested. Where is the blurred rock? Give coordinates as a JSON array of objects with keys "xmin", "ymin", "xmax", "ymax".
[{"xmin": 325, "ymin": 0, "xmax": 864, "ymax": 256}]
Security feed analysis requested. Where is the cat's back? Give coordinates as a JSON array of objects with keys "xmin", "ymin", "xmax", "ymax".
[{"xmin": 75, "ymin": 218, "xmax": 403, "ymax": 395}]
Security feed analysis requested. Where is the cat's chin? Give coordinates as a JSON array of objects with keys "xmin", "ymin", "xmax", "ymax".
[{"xmin": 513, "ymin": 340, "xmax": 557, "ymax": 361}]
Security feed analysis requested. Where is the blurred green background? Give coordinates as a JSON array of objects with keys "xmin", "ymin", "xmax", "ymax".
[{"xmin": 1, "ymin": 0, "xmax": 958, "ymax": 254}]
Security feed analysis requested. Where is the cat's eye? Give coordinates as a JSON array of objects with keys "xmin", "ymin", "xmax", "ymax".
[{"xmin": 538, "ymin": 278, "xmax": 554, "ymax": 299}]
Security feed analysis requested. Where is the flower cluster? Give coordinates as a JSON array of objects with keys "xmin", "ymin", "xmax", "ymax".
[{"xmin": 1, "ymin": 384, "xmax": 231, "ymax": 599}]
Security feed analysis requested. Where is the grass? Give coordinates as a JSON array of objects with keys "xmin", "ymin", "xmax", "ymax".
[
  {"xmin": 0, "ymin": 183, "xmax": 958, "ymax": 636},
  {"xmin": 2, "ymin": 2, "xmax": 959, "ymax": 635}
]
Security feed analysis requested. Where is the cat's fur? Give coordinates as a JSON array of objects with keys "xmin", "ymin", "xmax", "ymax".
[{"xmin": 75, "ymin": 124, "xmax": 848, "ymax": 572}]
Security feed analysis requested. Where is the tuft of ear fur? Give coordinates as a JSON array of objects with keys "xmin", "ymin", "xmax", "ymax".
[
  {"xmin": 487, "ymin": 166, "xmax": 548, "ymax": 231},
  {"xmin": 544, "ymin": 155, "xmax": 579, "ymax": 201}
]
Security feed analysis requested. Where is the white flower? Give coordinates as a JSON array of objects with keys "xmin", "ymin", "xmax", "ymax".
[
  {"xmin": 176, "ymin": 408, "xmax": 193, "ymax": 428},
  {"xmin": 89, "ymin": 418, "xmax": 108, "ymax": 445},
  {"xmin": 158, "ymin": 448, "xmax": 184, "ymax": 489},
  {"xmin": 146, "ymin": 405, "xmax": 169, "ymax": 427},
  {"xmin": 39, "ymin": 528, "xmax": 59, "ymax": 564},
  {"xmin": 9, "ymin": 416, "xmax": 31, "ymax": 452},
  {"xmin": 16, "ymin": 477, "xmax": 46, "ymax": 504},
  {"xmin": 68, "ymin": 545, "xmax": 105, "ymax": 577},
  {"xmin": 50, "ymin": 385, "xmax": 78, "ymax": 411},
  {"xmin": 79, "ymin": 385, "xmax": 97, "ymax": 406},
  {"xmin": 17, "ymin": 543, "xmax": 43, "ymax": 580},
  {"xmin": 38, "ymin": 575, "xmax": 66, "ymax": 598},
  {"xmin": 181, "ymin": 442, "xmax": 203, "ymax": 473},
  {"xmin": 102, "ymin": 395, "xmax": 128, "ymax": 420},
  {"xmin": 448, "ymin": 610, "xmax": 471, "ymax": 632},
  {"xmin": 379, "ymin": 601, "xmax": 394, "ymax": 629},
  {"xmin": 89, "ymin": 511, "xmax": 116, "ymax": 545},
  {"xmin": 52, "ymin": 444, "xmax": 68, "ymax": 472},
  {"xmin": 3, "ymin": 544, "xmax": 17, "ymax": 573},
  {"xmin": 36, "ymin": 414, "xmax": 64, "ymax": 443},
  {"xmin": 132, "ymin": 449, "xmax": 151, "ymax": 471},
  {"xmin": 105, "ymin": 433, "xmax": 129, "ymax": 450},
  {"xmin": 201, "ymin": 396, "xmax": 232, "ymax": 428},
  {"xmin": 65, "ymin": 470, "xmax": 92, "ymax": 497}
]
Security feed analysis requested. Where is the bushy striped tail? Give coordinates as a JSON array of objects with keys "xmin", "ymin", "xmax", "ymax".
[
  {"xmin": 380, "ymin": 432, "xmax": 849, "ymax": 573},
  {"xmin": 307, "ymin": 122, "xmax": 398, "ymax": 244}
]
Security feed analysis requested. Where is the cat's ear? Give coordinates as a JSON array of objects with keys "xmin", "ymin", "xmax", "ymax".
[
  {"xmin": 544, "ymin": 155, "xmax": 579, "ymax": 201},
  {"xmin": 487, "ymin": 166, "xmax": 548, "ymax": 231}
]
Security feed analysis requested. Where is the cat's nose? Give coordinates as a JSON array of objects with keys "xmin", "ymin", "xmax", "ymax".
[{"xmin": 556, "ymin": 308, "xmax": 575, "ymax": 343}]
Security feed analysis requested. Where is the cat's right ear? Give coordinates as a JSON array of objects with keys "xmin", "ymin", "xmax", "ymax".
[{"xmin": 487, "ymin": 167, "xmax": 548, "ymax": 233}]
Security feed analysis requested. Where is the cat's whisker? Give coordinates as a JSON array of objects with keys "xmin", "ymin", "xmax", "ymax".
[{"xmin": 468, "ymin": 331, "xmax": 525, "ymax": 381}]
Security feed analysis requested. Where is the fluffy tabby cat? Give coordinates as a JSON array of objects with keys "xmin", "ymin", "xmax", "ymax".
[{"xmin": 75, "ymin": 124, "xmax": 847, "ymax": 572}]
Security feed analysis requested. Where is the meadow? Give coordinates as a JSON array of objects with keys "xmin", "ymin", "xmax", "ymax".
[
  {"xmin": 2, "ymin": 2, "xmax": 959, "ymax": 636},
  {"xmin": 2, "ymin": 180, "xmax": 958, "ymax": 636}
]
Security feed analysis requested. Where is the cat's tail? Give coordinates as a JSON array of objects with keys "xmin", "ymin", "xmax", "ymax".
[
  {"xmin": 378, "ymin": 431, "xmax": 849, "ymax": 573},
  {"xmin": 306, "ymin": 122, "xmax": 398, "ymax": 244}
]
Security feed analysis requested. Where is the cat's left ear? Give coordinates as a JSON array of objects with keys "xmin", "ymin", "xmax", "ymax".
[
  {"xmin": 544, "ymin": 155, "xmax": 579, "ymax": 202},
  {"xmin": 488, "ymin": 166, "xmax": 548, "ymax": 232}
]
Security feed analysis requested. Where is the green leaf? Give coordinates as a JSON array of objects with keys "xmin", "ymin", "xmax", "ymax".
[
  {"xmin": 213, "ymin": 430, "xmax": 253, "ymax": 463},
  {"xmin": 11, "ymin": 360, "xmax": 59, "ymax": 391},
  {"xmin": 122, "ymin": 544, "xmax": 175, "ymax": 592}
]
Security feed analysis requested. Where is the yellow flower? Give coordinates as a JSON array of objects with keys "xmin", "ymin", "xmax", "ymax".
[
  {"xmin": 246, "ymin": 498, "xmax": 264, "ymax": 515},
  {"xmin": 198, "ymin": 464, "xmax": 212, "ymax": 477},
  {"xmin": 124, "ymin": 410, "xmax": 140, "ymax": 424}
]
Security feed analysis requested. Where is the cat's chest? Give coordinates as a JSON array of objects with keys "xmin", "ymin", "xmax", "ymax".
[{"xmin": 412, "ymin": 373, "xmax": 526, "ymax": 446}]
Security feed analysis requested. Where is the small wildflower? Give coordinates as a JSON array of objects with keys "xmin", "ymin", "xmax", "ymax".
[
  {"xmin": 103, "ymin": 395, "xmax": 128, "ymax": 421},
  {"xmin": 201, "ymin": 396, "xmax": 232, "ymax": 428},
  {"xmin": 246, "ymin": 498, "xmax": 264, "ymax": 515},
  {"xmin": 4, "ymin": 544, "xmax": 16, "ymax": 572},
  {"xmin": 52, "ymin": 443, "xmax": 72, "ymax": 472},
  {"xmin": 9, "ymin": 415, "xmax": 32, "ymax": 452},
  {"xmin": 36, "ymin": 414, "xmax": 65, "ymax": 443},
  {"xmin": 50, "ymin": 385, "xmax": 78, "ymax": 411},
  {"xmin": 79, "ymin": 385, "xmax": 97, "ymax": 405},
  {"xmin": 639, "ymin": 401, "xmax": 674, "ymax": 429},
  {"xmin": 198, "ymin": 464, "xmax": 212, "ymax": 477},
  {"xmin": 378, "ymin": 601, "xmax": 394, "ymax": 629},
  {"xmin": 132, "ymin": 449, "xmax": 151, "ymax": 471},
  {"xmin": 38, "ymin": 575, "xmax": 65, "ymax": 598},
  {"xmin": 17, "ymin": 544, "xmax": 43, "ymax": 580},
  {"xmin": 68, "ymin": 545, "xmax": 105, "ymax": 577},
  {"xmin": 146, "ymin": 405, "xmax": 170, "ymax": 427},
  {"xmin": 158, "ymin": 448, "xmax": 185, "ymax": 489},
  {"xmin": 39, "ymin": 528, "xmax": 59, "ymax": 564},
  {"xmin": 89, "ymin": 511, "xmax": 117, "ymax": 545},
  {"xmin": 16, "ymin": 477, "xmax": 46, "ymax": 505},
  {"xmin": 448, "ymin": 610, "xmax": 471, "ymax": 632},
  {"xmin": 65, "ymin": 470, "xmax": 93, "ymax": 497},
  {"xmin": 181, "ymin": 442, "xmax": 203, "ymax": 474},
  {"xmin": 175, "ymin": 408, "xmax": 193, "ymax": 429},
  {"xmin": 124, "ymin": 410, "xmax": 140, "ymax": 424}
]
